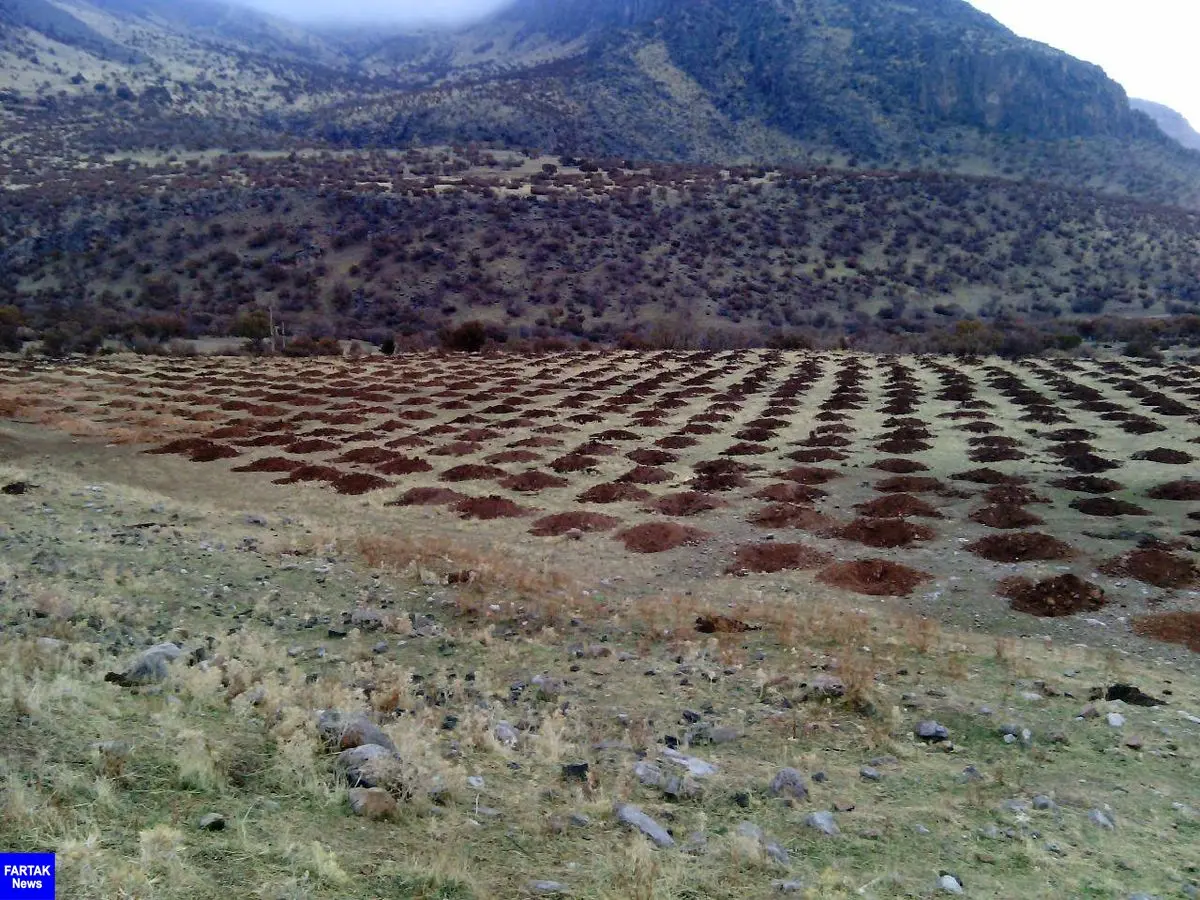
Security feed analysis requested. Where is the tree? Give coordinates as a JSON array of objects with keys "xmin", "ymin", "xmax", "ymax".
[{"xmin": 232, "ymin": 309, "xmax": 271, "ymax": 352}]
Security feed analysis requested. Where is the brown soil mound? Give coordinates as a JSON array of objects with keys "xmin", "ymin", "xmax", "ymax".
[
  {"xmin": 430, "ymin": 441, "xmax": 483, "ymax": 457},
  {"xmin": 1132, "ymin": 448, "xmax": 1194, "ymax": 464},
  {"xmin": 836, "ymin": 518, "xmax": 935, "ymax": 548},
  {"xmin": 233, "ymin": 456, "xmax": 303, "ymax": 473},
  {"xmin": 788, "ymin": 448, "xmax": 848, "ymax": 463},
  {"xmin": 286, "ymin": 439, "xmax": 340, "ymax": 454},
  {"xmin": 969, "ymin": 505, "xmax": 1045, "ymax": 529},
  {"xmin": 509, "ymin": 436, "xmax": 563, "ymax": 449},
  {"xmin": 337, "ymin": 447, "xmax": 397, "ymax": 465},
  {"xmin": 1050, "ymin": 475, "xmax": 1126, "ymax": 494},
  {"xmin": 951, "ymin": 468, "xmax": 1028, "ymax": 486},
  {"xmin": 1058, "ymin": 452, "xmax": 1121, "ymax": 474},
  {"xmin": 596, "ymin": 429, "xmax": 639, "ymax": 441},
  {"xmin": 274, "ymin": 465, "xmax": 342, "ymax": 485},
  {"xmin": 385, "ymin": 436, "xmax": 431, "ymax": 449},
  {"xmin": 529, "ymin": 511, "xmax": 621, "ymax": 537},
  {"xmin": 387, "ymin": 487, "xmax": 465, "ymax": 506},
  {"xmin": 616, "ymin": 522, "xmax": 710, "ymax": 553},
  {"xmin": 1001, "ymin": 574, "xmax": 1107, "ymax": 617},
  {"xmin": 1146, "ymin": 479, "xmax": 1200, "ymax": 501},
  {"xmin": 1070, "ymin": 497, "xmax": 1150, "ymax": 517},
  {"xmin": 646, "ymin": 492, "xmax": 726, "ymax": 516},
  {"xmin": 499, "ymin": 470, "xmax": 570, "ymax": 492},
  {"xmin": 190, "ymin": 442, "xmax": 241, "ymax": 463},
  {"xmin": 691, "ymin": 460, "xmax": 752, "ymax": 491},
  {"xmin": 817, "ymin": 559, "xmax": 929, "ymax": 597},
  {"xmin": 333, "ymin": 473, "xmax": 391, "ymax": 495},
  {"xmin": 722, "ymin": 441, "xmax": 773, "ymax": 456},
  {"xmin": 970, "ymin": 447, "xmax": 1028, "ymax": 463},
  {"xmin": 618, "ymin": 465, "xmax": 674, "ymax": 485},
  {"xmin": 148, "ymin": 438, "xmax": 235, "ymax": 461},
  {"xmin": 735, "ymin": 427, "xmax": 778, "ymax": 442},
  {"xmin": 776, "ymin": 466, "xmax": 841, "ymax": 485},
  {"xmin": 550, "ymin": 454, "xmax": 599, "ymax": 473},
  {"xmin": 375, "ymin": 456, "xmax": 433, "ymax": 476},
  {"xmin": 1132, "ymin": 612, "xmax": 1200, "ymax": 652},
  {"xmin": 856, "ymin": 494, "xmax": 943, "ymax": 518},
  {"xmin": 727, "ymin": 542, "xmax": 832, "ymax": 575},
  {"xmin": 967, "ymin": 532, "xmax": 1075, "ymax": 562},
  {"xmin": 578, "ymin": 483, "xmax": 653, "ymax": 503},
  {"xmin": 871, "ymin": 458, "xmax": 930, "ymax": 474},
  {"xmin": 573, "ymin": 441, "xmax": 619, "ymax": 456},
  {"xmin": 455, "ymin": 495, "xmax": 534, "ymax": 520},
  {"xmin": 440, "ymin": 464, "xmax": 507, "ymax": 482},
  {"xmin": 486, "ymin": 450, "xmax": 544, "ymax": 465},
  {"xmin": 874, "ymin": 439, "xmax": 931, "ymax": 454},
  {"xmin": 1100, "ymin": 549, "xmax": 1199, "ymax": 588},
  {"xmin": 754, "ymin": 483, "xmax": 828, "ymax": 504},
  {"xmin": 982, "ymin": 485, "xmax": 1050, "ymax": 506},
  {"xmin": 657, "ymin": 435, "xmax": 698, "ymax": 450},
  {"xmin": 747, "ymin": 504, "xmax": 838, "ymax": 533},
  {"xmin": 627, "ymin": 448, "xmax": 679, "ymax": 466},
  {"xmin": 875, "ymin": 476, "xmax": 944, "ymax": 494},
  {"xmin": 206, "ymin": 424, "xmax": 257, "ymax": 439},
  {"xmin": 237, "ymin": 434, "xmax": 293, "ymax": 448}
]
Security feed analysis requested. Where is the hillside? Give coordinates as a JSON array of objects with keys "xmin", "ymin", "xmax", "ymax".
[
  {"xmin": 3, "ymin": 148, "xmax": 1199, "ymax": 352},
  {"xmin": 1, "ymin": 0, "xmax": 1200, "ymax": 210},
  {"xmin": 1132, "ymin": 99, "xmax": 1200, "ymax": 152}
]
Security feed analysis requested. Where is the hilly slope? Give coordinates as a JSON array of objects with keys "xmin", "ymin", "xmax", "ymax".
[
  {"xmin": 1, "ymin": 0, "xmax": 1200, "ymax": 210},
  {"xmin": 1132, "ymin": 99, "xmax": 1200, "ymax": 152}
]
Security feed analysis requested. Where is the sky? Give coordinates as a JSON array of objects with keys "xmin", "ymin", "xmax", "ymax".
[{"xmin": 238, "ymin": 0, "xmax": 1200, "ymax": 127}]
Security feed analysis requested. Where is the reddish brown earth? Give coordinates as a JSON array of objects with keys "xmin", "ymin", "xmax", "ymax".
[
  {"xmin": 645, "ymin": 492, "xmax": 725, "ymax": 516},
  {"xmin": 1049, "ymin": 475, "xmax": 1125, "ymax": 493},
  {"xmin": 726, "ymin": 542, "xmax": 832, "ymax": 575},
  {"xmin": 951, "ymin": 468, "xmax": 1028, "ymax": 485},
  {"xmin": 550, "ymin": 454, "xmax": 600, "ymax": 473},
  {"xmin": 999, "ymin": 574, "xmax": 1107, "ymax": 617},
  {"xmin": 754, "ymin": 483, "xmax": 828, "ymax": 504},
  {"xmin": 981, "ymin": 485, "xmax": 1050, "ymax": 505},
  {"xmin": 1132, "ymin": 612, "xmax": 1200, "ymax": 652},
  {"xmin": 871, "ymin": 458, "xmax": 930, "ymax": 473},
  {"xmin": 1100, "ymin": 549, "xmax": 1200, "ymax": 589},
  {"xmin": 440, "ymin": 464, "xmax": 508, "ymax": 482},
  {"xmin": 1146, "ymin": 479, "xmax": 1200, "ymax": 501},
  {"xmin": 776, "ymin": 466, "xmax": 841, "ymax": 485},
  {"xmin": 375, "ymin": 456, "xmax": 434, "ymax": 475},
  {"xmin": 333, "ymin": 473, "xmax": 391, "ymax": 495},
  {"xmin": 616, "ymin": 522, "xmax": 711, "ymax": 553},
  {"xmin": 855, "ymin": 494, "xmax": 943, "ymax": 518},
  {"xmin": 836, "ymin": 517, "xmax": 935, "ymax": 548},
  {"xmin": 875, "ymin": 476, "xmax": 945, "ymax": 493},
  {"xmin": 529, "ymin": 511, "xmax": 622, "ymax": 536},
  {"xmin": 577, "ymin": 483, "xmax": 653, "ymax": 503},
  {"xmin": 232, "ymin": 456, "xmax": 303, "ymax": 473},
  {"xmin": 816, "ymin": 559, "xmax": 930, "ymax": 597},
  {"xmin": 747, "ymin": 504, "xmax": 839, "ymax": 533},
  {"xmin": 617, "ymin": 465, "xmax": 675, "ymax": 485},
  {"xmin": 275, "ymin": 464, "xmax": 342, "ymax": 485},
  {"xmin": 1133, "ymin": 448, "xmax": 1194, "ymax": 464},
  {"xmin": 1069, "ymin": 497, "xmax": 1150, "ymax": 517},
  {"xmin": 386, "ymin": 487, "xmax": 466, "ymax": 506},
  {"xmin": 498, "ymin": 471, "xmax": 570, "ymax": 492},
  {"xmin": 969, "ymin": 505, "xmax": 1046, "ymax": 529},
  {"xmin": 967, "ymin": 532, "xmax": 1075, "ymax": 562},
  {"xmin": 455, "ymin": 496, "xmax": 534, "ymax": 520}
]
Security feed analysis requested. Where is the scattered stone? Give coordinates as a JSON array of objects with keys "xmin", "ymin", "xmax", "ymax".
[
  {"xmin": 616, "ymin": 804, "xmax": 674, "ymax": 848},
  {"xmin": 803, "ymin": 811, "xmax": 840, "ymax": 836},
  {"xmin": 317, "ymin": 710, "xmax": 396, "ymax": 753},
  {"xmin": 467, "ymin": 775, "xmax": 485, "ymax": 790},
  {"xmin": 336, "ymin": 744, "xmax": 401, "ymax": 789},
  {"xmin": 1033, "ymin": 795, "xmax": 1056, "ymax": 811},
  {"xmin": 348, "ymin": 787, "xmax": 397, "ymax": 820},
  {"xmin": 959, "ymin": 765, "xmax": 984, "ymax": 784},
  {"xmin": 769, "ymin": 768, "xmax": 809, "ymax": 802},
  {"xmin": 568, "ymin": 813, "xmax": 591, "ymax": 828},
  {"xmin": 104, "ymin": 642, "xmax": 182, "ymax": 687},
  {"xmin": 493, "ymin": 722, "xmax": 519, "ymax": 748},
  {"xmin": 1124, "ymin": 736, "xmax": 1144, "ymax": 750},
  {"xmin": 662, "ymin": 747, "xmax": 717, "ymax": 777},
  {"xmin": 1107, "ymin": 712, "xmax": 1126, "ymax": 728},
  {"xmin": 916, "ymin": 720, "xmax": 950, "ymax": 743},
  {"xmin": 805, "ymin": 674, "xmax": 846, "ymax": 700},
  {"xmin": 635, "ymin": 760, "xmax": 664, "ymax": 787},
  {"xmin": 196, "ymin": 813, "xmax": 225, "ymax": 831},
  {"xmin": 913, "ymin": 824, "xmax": 932, "ymax": 835},
  {"xmin": 860, "ymin": 766, "xmax": 883, "ymax": 782},
  {"xmin": 1088, "ymin": 809, "xmax": 1115, "ymax": 830},
  {"xmin": 529, "ymin": 881, "xmax": 568, "ymax": 895},
  {"xmin": 772, "ymin": 880, "xmax": 805, "ymax": 894},
  {"xmin": 939, "ymin": 873, "xmax": 965, "ymax": 894}
]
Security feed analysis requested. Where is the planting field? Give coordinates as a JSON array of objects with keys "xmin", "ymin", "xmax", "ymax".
[{"xmin": 2, "ymin": 350, "xmax": 1197, "ymax": 653}]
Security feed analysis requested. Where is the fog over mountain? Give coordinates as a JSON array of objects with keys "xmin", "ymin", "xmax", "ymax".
[{"xmin": 237, "ymin": 0, "xmax": 507, "ymax": 24}]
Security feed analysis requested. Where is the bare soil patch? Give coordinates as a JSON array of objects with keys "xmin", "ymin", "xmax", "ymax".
[
  {"xmin": 836, "ymin": 517, "xmax": 935, "ymax": 548},
  {"xmin": 727, "ymin": 542, "xmax": 832, "ymax": 575},
  {"xmin": 981, "ymin": 485, "xmax": 1050, "ymax": 506},
  {"xmin": 529, "ymin": 512, "xmax": 621, "ymax": 536},
  {"xmin": 498, "ymin": 471, "xmax": 570, "ymax": 492},
  {"xmin": 776, "ymin": 466, "xmax": 841, "ymax": 485},
  {"xmin": 871, "ymin": 458, "xmax": 930, "ymax": 473},
  {"xmin": 578, "ymin": 483, "xmax": 653, "ymax": 504},
  {"xmin": 969, "ymin": 505, "xmax": 1046, "ymax": 529},
  {"xmin": 788, "ymin": 448, "xmax": 848, "ymax": 462},
  {"xmin": 1050, "ymin": 475, "xmax": 1126, "ymax": 494},
  {"xmin": 1132, "ymin": 612, "xmax": 1200, "ymax": 652},
  {"xmin": 855, "ymin": 493, "xmax": 943, "ymax": 518},
  {"xmin": 1069, "ymin": 497, "xmax": 1150, "ymax": 517},
  {"xmin": 616, "ymin": 522, "xmax": 710, "ymax": 553},
  {"xmin": 455, "ymin": 495, "xmax": 535, "ymax": 520},
  {"xmin": 387, "ymin": 487, "xmax": 465, "ymax": 506},
  {"xmin": 440, "ymin": 464, "xmax": 507, "ymax": 482},
  {"xmin": 1000, "ymin": 574, "xmax": 1108, "ymax": 617},
  {"xmin": 951, "ymin": 468, "xmax": 1028, "ymax": 485},
  {"xmin": 817, "ymin": 559, "xmax": 930, "ymax": 596},
  {"xmin": 1100, "ymin": 549, "xmax": 1199, "ymax": 589},
  {"xmin": 747, "ymin": 504, "xmax": 838, "ymax": 533},
  {"xmin": 967, "ymin": 532, "xmax": 1075, "ymax": 562},
  {"xmin": 1146, "ymin": 479, "xmax": 1200, "ymax": 501},
  {"xmin": 232, "ymin": 456, "xmax": 302, "ymax": 473},
  {"xmin": 375, "ymin": 456, "xmax": 434, "ymax": 476},
  {"xmin": 754, "ymin": 483, "xmax": 828, "ymax": 503},
  {"xmin": 617, "ymin": 465, "xmax": 674, "ymax": 485},
  {"xmin": 645, "ymin": 492, "xmax": 726, "ymax": 516},
  {"xmin": 1132, "ymin": 448, "xmax": 1194, "ymax": 464},
  {"xmin": 333, "ymin": 473, "xmax": 391, "ymax": 495},
  {"xmin": 875, "ymin": 475, "xmax": 944, "ymax": 494}
]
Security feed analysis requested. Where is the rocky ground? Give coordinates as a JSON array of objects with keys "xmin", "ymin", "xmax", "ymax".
[{"xmin": 1, "ymin": 414, "xmax": 1199, "ymax": 899}]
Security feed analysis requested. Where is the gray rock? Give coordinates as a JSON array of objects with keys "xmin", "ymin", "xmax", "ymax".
[
  {"xmin": 735, "ymin": 821, "xmax": 788, "ymax": 865},
  {"xmin": 1107, "ymin": 712, "xmax": 1126, "ymax": 728},
  {"xmin": 860, "ymin": 766, "xmax": 882, "ymax": 782},
  {"xmin": 683, "ymin": 831, "xmax": 708, "ymax": 855},
  {"xmin": 1033, "ymin": 795, "xmax": 1056, "ymax": 811},
  {"xmin": 959, "ymin": 765, "xmax": 984, "ymax": 784},
  {"xmin": 803, "ymin": 811, "xmax": 839, "ymax": 836},
  {"xmin": 616, "ymin": 804, "xmax": 674, "ymax": 848},
  {"xmin": 635, "ymin": 760, "xmax": 665, "ymax": 787},
  {"xmin": 466, "ymin": 775, "xmax": 485, "ymax": 790},
  {"xmin": 493, "ymin": 722, "xmax": 519, "ymax": 748},
  {"xmin": 529, "ymin": 881, "xmax": 568, "ymax": 895},
  {"xmin": 662, "ymin": 747, "xmax": 717, "ymax": 777},
  {"xmin": 350, "ymin": 608, "xmax": 384, "ymax": 631},
  {"xmin": 772, "ymin": 880, "xmax": 805, "ymax": 894},
  {"xmin": 317, "ymin": 710, "xmax": 396, "ymax": 753},
  {"xmin": 1088, "ymin": 809, "xmax": 1115, "ymax": 830},
  {"xmin": 916, "ymin": 721, "xmax": 950, "ymax": 743},
  {"xmin": 105, "ymin": 642, "xmax": 181, "ymax": 686},
  {"xmin": 913, "ymin": 824, "xmax": 932, "ymax": 835},
  {"xmin": 568, "ymin": 813, "xmax": 591, "ymax": 828},
  {"xmin": 805, "ymin": 674, "xmax": 846, "ymax": 700},
  {"xmin": 938, "ymin": 873, "xmax": 964, "ymax": 894},
  {"xmin": 196, "ymin": 813, "xmax": 225, "ymax": 831},
  {"xmin": 1002, "ymin": 799, "xmax": 1030, "ymax": 814},
  {"xmin": 336, "ymin": 744, "xmax": 401, "ymax": 789},
  {"xmin": 662, "ymin": 774, "xmax": 702, "ymax": 800},
  {"xmin": 769, "ymin": 768, "xmax": 809, "ymax": 802}
]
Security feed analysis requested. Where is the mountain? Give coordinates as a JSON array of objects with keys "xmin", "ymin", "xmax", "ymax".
[
  {"xmin": 1132, "ymin": 99, "xmax": 1200, "ymax": 152},
  {"xmin": 1, "ymin": 0, "xmax": 1199, "ymax": 209}
]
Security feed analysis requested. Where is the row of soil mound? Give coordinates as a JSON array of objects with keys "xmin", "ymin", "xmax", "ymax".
[{"xmin": 999, "ymin": 574, "xmax": 1107, "ymax": 617}]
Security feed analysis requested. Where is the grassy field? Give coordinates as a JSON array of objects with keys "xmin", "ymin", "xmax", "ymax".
[{"xmin": 1, "ymin": 349, "xmax": 1197, "ymax": 898}]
